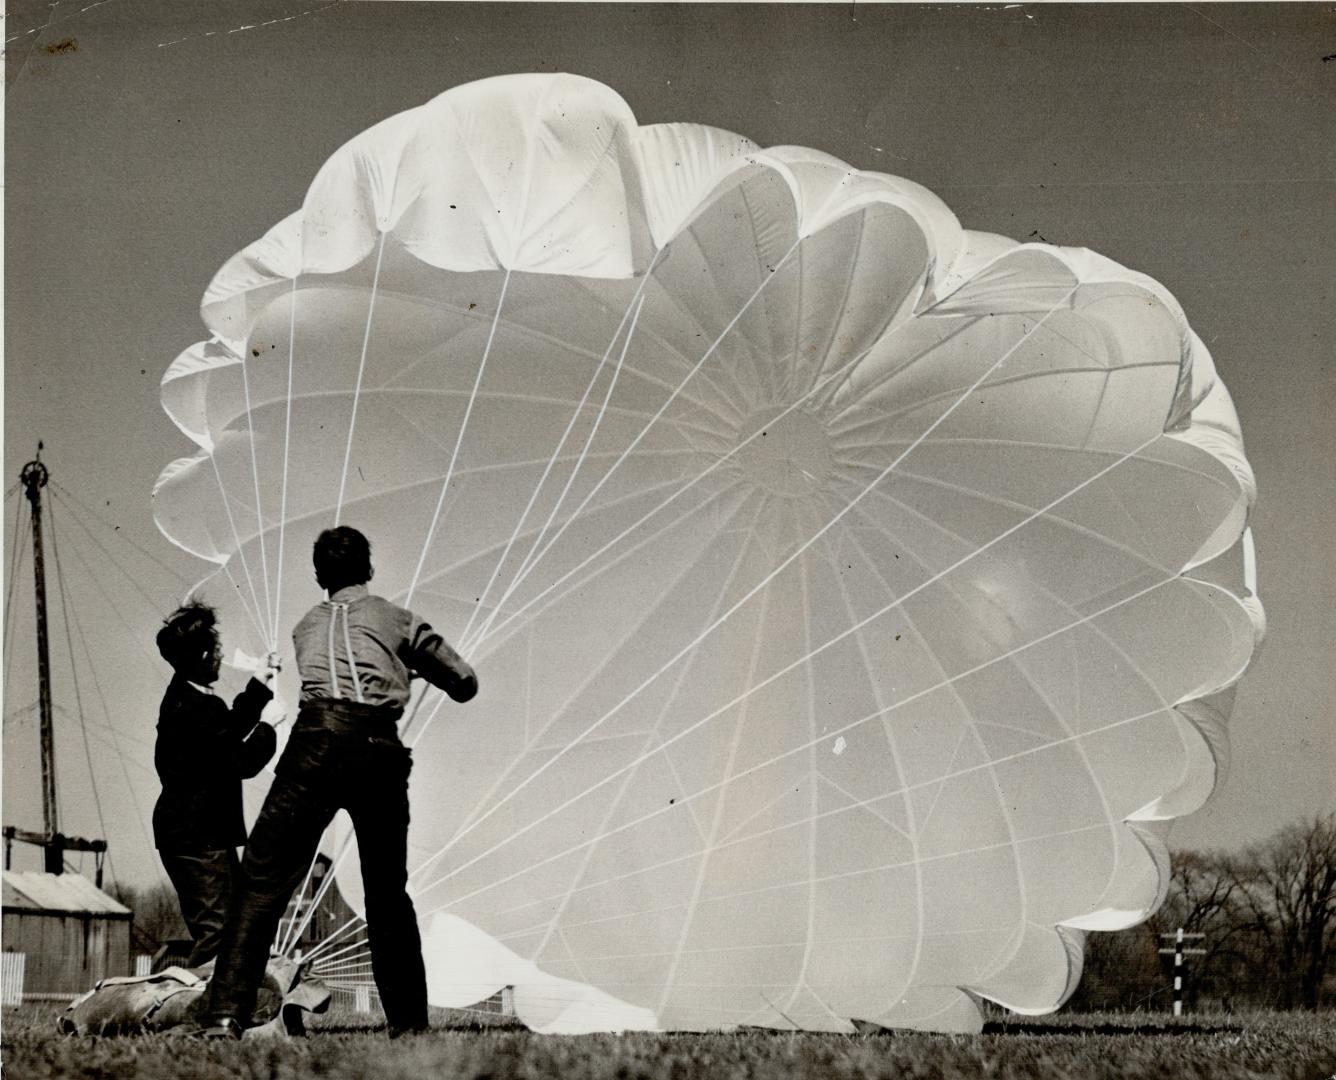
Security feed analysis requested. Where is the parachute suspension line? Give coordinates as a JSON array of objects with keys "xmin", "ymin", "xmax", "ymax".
[
  {"xmin": 461, "ymin": 290, "xmax": 648, "ymax": 653},
  {"xmin": 311, "ymin": 955, "xmax": 374, "ymax": 976},
  {"xmin": 418, "ymin": 309, "xmax": 1182, "ymax": 898},
  {"xmin": 285, "ymin": 808, "xmax": 375, "ymax": 950},
  {"xmin": 400, "ymin": 474, "xmax": 728, "ymax": 752},
  {"xmin": 300, "ymin": 911, "xmax": 366, "ymax": 963},
  {"xmin": 239, "ymin": 338, "xmax": 275, "ymax": 643},
  {"xmin": 465, "ymin": 238, "xmax": 801, "ymax": 653},
  {"xmin": 782, "ymin": 551, "xmax": 820, "ymax": 1015},
  {"xmin": 307, "ymin": 934, "xmax": 370, "ymax": 968},
  {"xmin": 840, "ymin": 492, "xmax": 1131, "ymax": 893},
  {"xmin": 833, "ymin": 489, "xmax": 1031, "ymax": 919},
  {"xmin": 813, "ymin": 525, "xmax": 926, "ymax": 1002},
  {"xmin": 526, "ymin": 496, "xmax": 768, "ymax": 961},
  {"xmin": 334, "ymin": 231, "xmax": 389, "ymax": 526},
  {"xmin": 834, "ymin": 500, "xmax": 1031, "ymax": 953},
  {"xmin": 428, "ymin": 291, "xmax": 1078, "ymax": 865},
  {"xmin": 402, "ymin": 477, "xmax": 738, "ymax": 762},
  {"xmin": 426, "ymin": 689, "xmax": 1169, "ymax": 924},
  {"xmin": 220, "ymin": 561, "xmax": 268, "ymax": 650},
  {"xmin": 458, "ymin": 279, "xmax": 655, "ymax": 649},
  {"xmin": 399, "ymin": 681, "xmax": 430, "ymax": 738},
  {"xmin": 404, "ymin": 267, "xmax": 513, "ymax": 609},
  {"xmin": 208, "ymin": 454, "xmax": 270, "ymax": 647},
  {"xmin": 474, "ymin": 823, "xmax": 1116, "ymax": 943},
  {"xmin": 272, "ymin": 274, "xmax": 300, "ymax": 645},
  {"xmin": 400, "ymin": 494, "xmax": 753, "ymax": 914},
  {"xmin": 402, "ymin": 493, "xmax": 751, "ymax": 910},
  {"xmin": 473, "ymin": 309, "xmax": 941, "ymax": 652},
  {"xmin": 419, "ymin": 447, "xmax": 1172, "ymax": 910},
  {"xmin": 407, "ymin": 485, "xmax": 757, "ymax": 891},
  {"xmin": 656, "ymin": 543, "xmax": 775, "ymax": 1016},
  {"xmin": 277, "ymin": 851, "xmax": 320, "ymax": 956},
  {"xmin": 462, "ymin": 248, "xmax": 668, "ymax": 650},
  {"xmin": 284, "ymin": 838, "xmax": 351, "ymax": 952},
  {"xmin": 314, "ymin": 959, "xmax": 374, "ymax": 975}
]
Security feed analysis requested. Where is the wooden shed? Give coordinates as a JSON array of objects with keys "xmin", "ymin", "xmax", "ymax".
[{"xmin": 2, "ymin": 870, "xmax": 132, "ymax": 1000}]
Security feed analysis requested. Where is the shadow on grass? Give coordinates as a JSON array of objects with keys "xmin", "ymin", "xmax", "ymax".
[{"xmin": 981, "ymin": 1020, "xmax": 1240, "ymax": 1037}]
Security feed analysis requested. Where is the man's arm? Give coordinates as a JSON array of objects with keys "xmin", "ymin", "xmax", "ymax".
[
  {"xmin": 226, "ymin": 677, "xmax": 278, "ymax": 776},
  {"xmin": 236, "ymin": 720, "xmax": 277, "ymax": 779},
  {"xmin": 226, "ymin": 678, "xmax": 274, "ymax": 734},
  {"xmin": 399, "ymin": 619, "xmax": 478, "ymax": 702}
]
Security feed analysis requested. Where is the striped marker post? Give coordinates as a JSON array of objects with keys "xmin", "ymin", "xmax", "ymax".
[{"xmin": 1158, "ymin": 929, "xmax": 1206, "ymax": 1016}]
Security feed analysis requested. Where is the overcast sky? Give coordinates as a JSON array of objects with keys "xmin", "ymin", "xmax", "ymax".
[{"xmin": 4, "ymin": 1, "xmax": 1333, "ymax": 890}]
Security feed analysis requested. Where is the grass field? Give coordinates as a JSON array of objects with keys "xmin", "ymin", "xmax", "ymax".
[{"xmin": 3, "ymin": 1003, "xmax": 1334, "ymax": 1080}]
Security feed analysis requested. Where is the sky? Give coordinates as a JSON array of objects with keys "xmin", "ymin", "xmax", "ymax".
[{"xmin": 3, "ymin": 1, "xmax": 1334, "ymax": 892}]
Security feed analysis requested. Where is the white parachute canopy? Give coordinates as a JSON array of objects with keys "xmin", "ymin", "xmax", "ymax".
[{"xmin": 154, "ymin": 73, "xmax": 1263, "ymax": 1034}]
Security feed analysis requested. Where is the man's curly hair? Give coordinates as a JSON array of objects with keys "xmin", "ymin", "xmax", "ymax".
[{"xmin": 156, "ymin": 600, "xmax": 218, "ymax": 673}]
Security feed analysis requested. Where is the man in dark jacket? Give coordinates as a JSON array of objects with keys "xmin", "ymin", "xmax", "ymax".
[
  {"xmin": 153, "ymin": 601, "xmax": 280, "ymax": 967},
  {"xmin": 207, "ymin": 526, "xmax": 477, "ymax": 1039}
]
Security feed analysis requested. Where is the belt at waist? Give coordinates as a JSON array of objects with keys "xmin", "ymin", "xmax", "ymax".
[{"xmin": 296, "ymin": 698, "xmax": 402, "ymax": 737}]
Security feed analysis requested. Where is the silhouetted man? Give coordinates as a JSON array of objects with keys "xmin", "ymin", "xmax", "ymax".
[{"xmin": 206, "ymin": 526, "xmax": 477, "ymax": 1038}]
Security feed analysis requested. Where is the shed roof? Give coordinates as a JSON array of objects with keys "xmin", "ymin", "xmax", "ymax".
[{"xmin": 2, "ymin": 870, "xmax": 130, "ymax": 917}]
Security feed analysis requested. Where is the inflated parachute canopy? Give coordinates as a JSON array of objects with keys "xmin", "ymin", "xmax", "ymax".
[{"xmin": 155, "ymin": 73, "xmax": 1263, "ymax": 1034}]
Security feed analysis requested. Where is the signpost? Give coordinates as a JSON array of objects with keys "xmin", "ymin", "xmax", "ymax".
[{"xmin": 1158, "ymin": 929, "xmax": 1207, "ymax": 1016}]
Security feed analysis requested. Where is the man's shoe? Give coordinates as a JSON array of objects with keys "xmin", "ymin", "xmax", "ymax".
[
  {"xmin": 387, "ymin": 1022, "xmax": 428, "ymax": 1039},
  {"xmin": 201, "ymin": 1017, "xmax": 245, "ymax": 1040}
]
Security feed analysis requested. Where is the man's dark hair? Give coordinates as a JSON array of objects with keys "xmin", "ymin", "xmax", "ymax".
[
  {"xmin": 313, "ymin": 526, "xmax": 373, "ymax": 593},
  {"xmin": 157, "ymin": 600, "xmax": 218, "ymax": 674}
]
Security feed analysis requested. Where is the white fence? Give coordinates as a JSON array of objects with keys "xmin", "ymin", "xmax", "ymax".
[{"xmin": 2, "ymin": 953, "xmax": 25, "ymax": 1006}]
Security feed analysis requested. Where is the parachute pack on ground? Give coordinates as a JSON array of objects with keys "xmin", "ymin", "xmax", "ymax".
[
  {"xmin": 154, "ymin": 73, "xmax": 1263, "ymax": 1034},
  {"xmin": 58, "ymin": 958, "xmax": 329, "ymax": 1037}
]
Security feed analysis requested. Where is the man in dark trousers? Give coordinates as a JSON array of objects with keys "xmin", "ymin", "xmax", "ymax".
[
  {"xmin": 153, "ymin": 601, "xmax": 280, "ymax": 967},
  {"xmin": 207, "ymin": 526, "xmax": 478, "ymax": 1038}
]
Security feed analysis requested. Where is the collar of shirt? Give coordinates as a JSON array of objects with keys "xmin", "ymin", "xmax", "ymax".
[
  {"xmin": 186, "ymin": 680, "xmax": 216, "ymax": 696},
  {"xmin": 328, "ymin": 584, "xmax": 370, "ymax": 604}
]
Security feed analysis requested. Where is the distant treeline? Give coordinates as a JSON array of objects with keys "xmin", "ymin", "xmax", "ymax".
[{"xmin": 1071, "ymin": 814, "xmax": 1336, "ymax": 1012}]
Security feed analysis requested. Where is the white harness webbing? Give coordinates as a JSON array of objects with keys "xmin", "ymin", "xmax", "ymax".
[{"xmin": 325, "ymin": 602, "xmax": 364, "ymax": 704}]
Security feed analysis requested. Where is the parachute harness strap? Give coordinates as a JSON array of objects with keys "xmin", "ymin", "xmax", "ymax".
[{"xmin": 325, "ymin": 602, "xmax": 364, "ymax": 703}]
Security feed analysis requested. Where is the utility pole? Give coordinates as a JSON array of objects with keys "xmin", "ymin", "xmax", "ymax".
[
  {"xmin": 1158, "ymin": 928, "xmax": 1207, "ymax": 1016},
  {"xmin": 4, "ymin": 446, "xmax": 107, "ymax": 884},
  {"xmin": 20, "ymin": 450, "xmax": 60, "ymax": 867}
]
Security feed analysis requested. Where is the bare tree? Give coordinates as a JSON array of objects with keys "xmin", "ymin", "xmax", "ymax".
[
  {"xmin": 1227, "ymin": 814, "xmax": 1336, "ymax": 1009},
  {"xmin": 110, "ymin": 881, "xmax": 188, "ymax": 957},
  {"xmin": 1147, "ymin": 850, "xmax": 1253, "ymax": 1010},
  {"xmin": 1153, "ymin": 850, "xmax": 1244, "ymax": 934}
]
